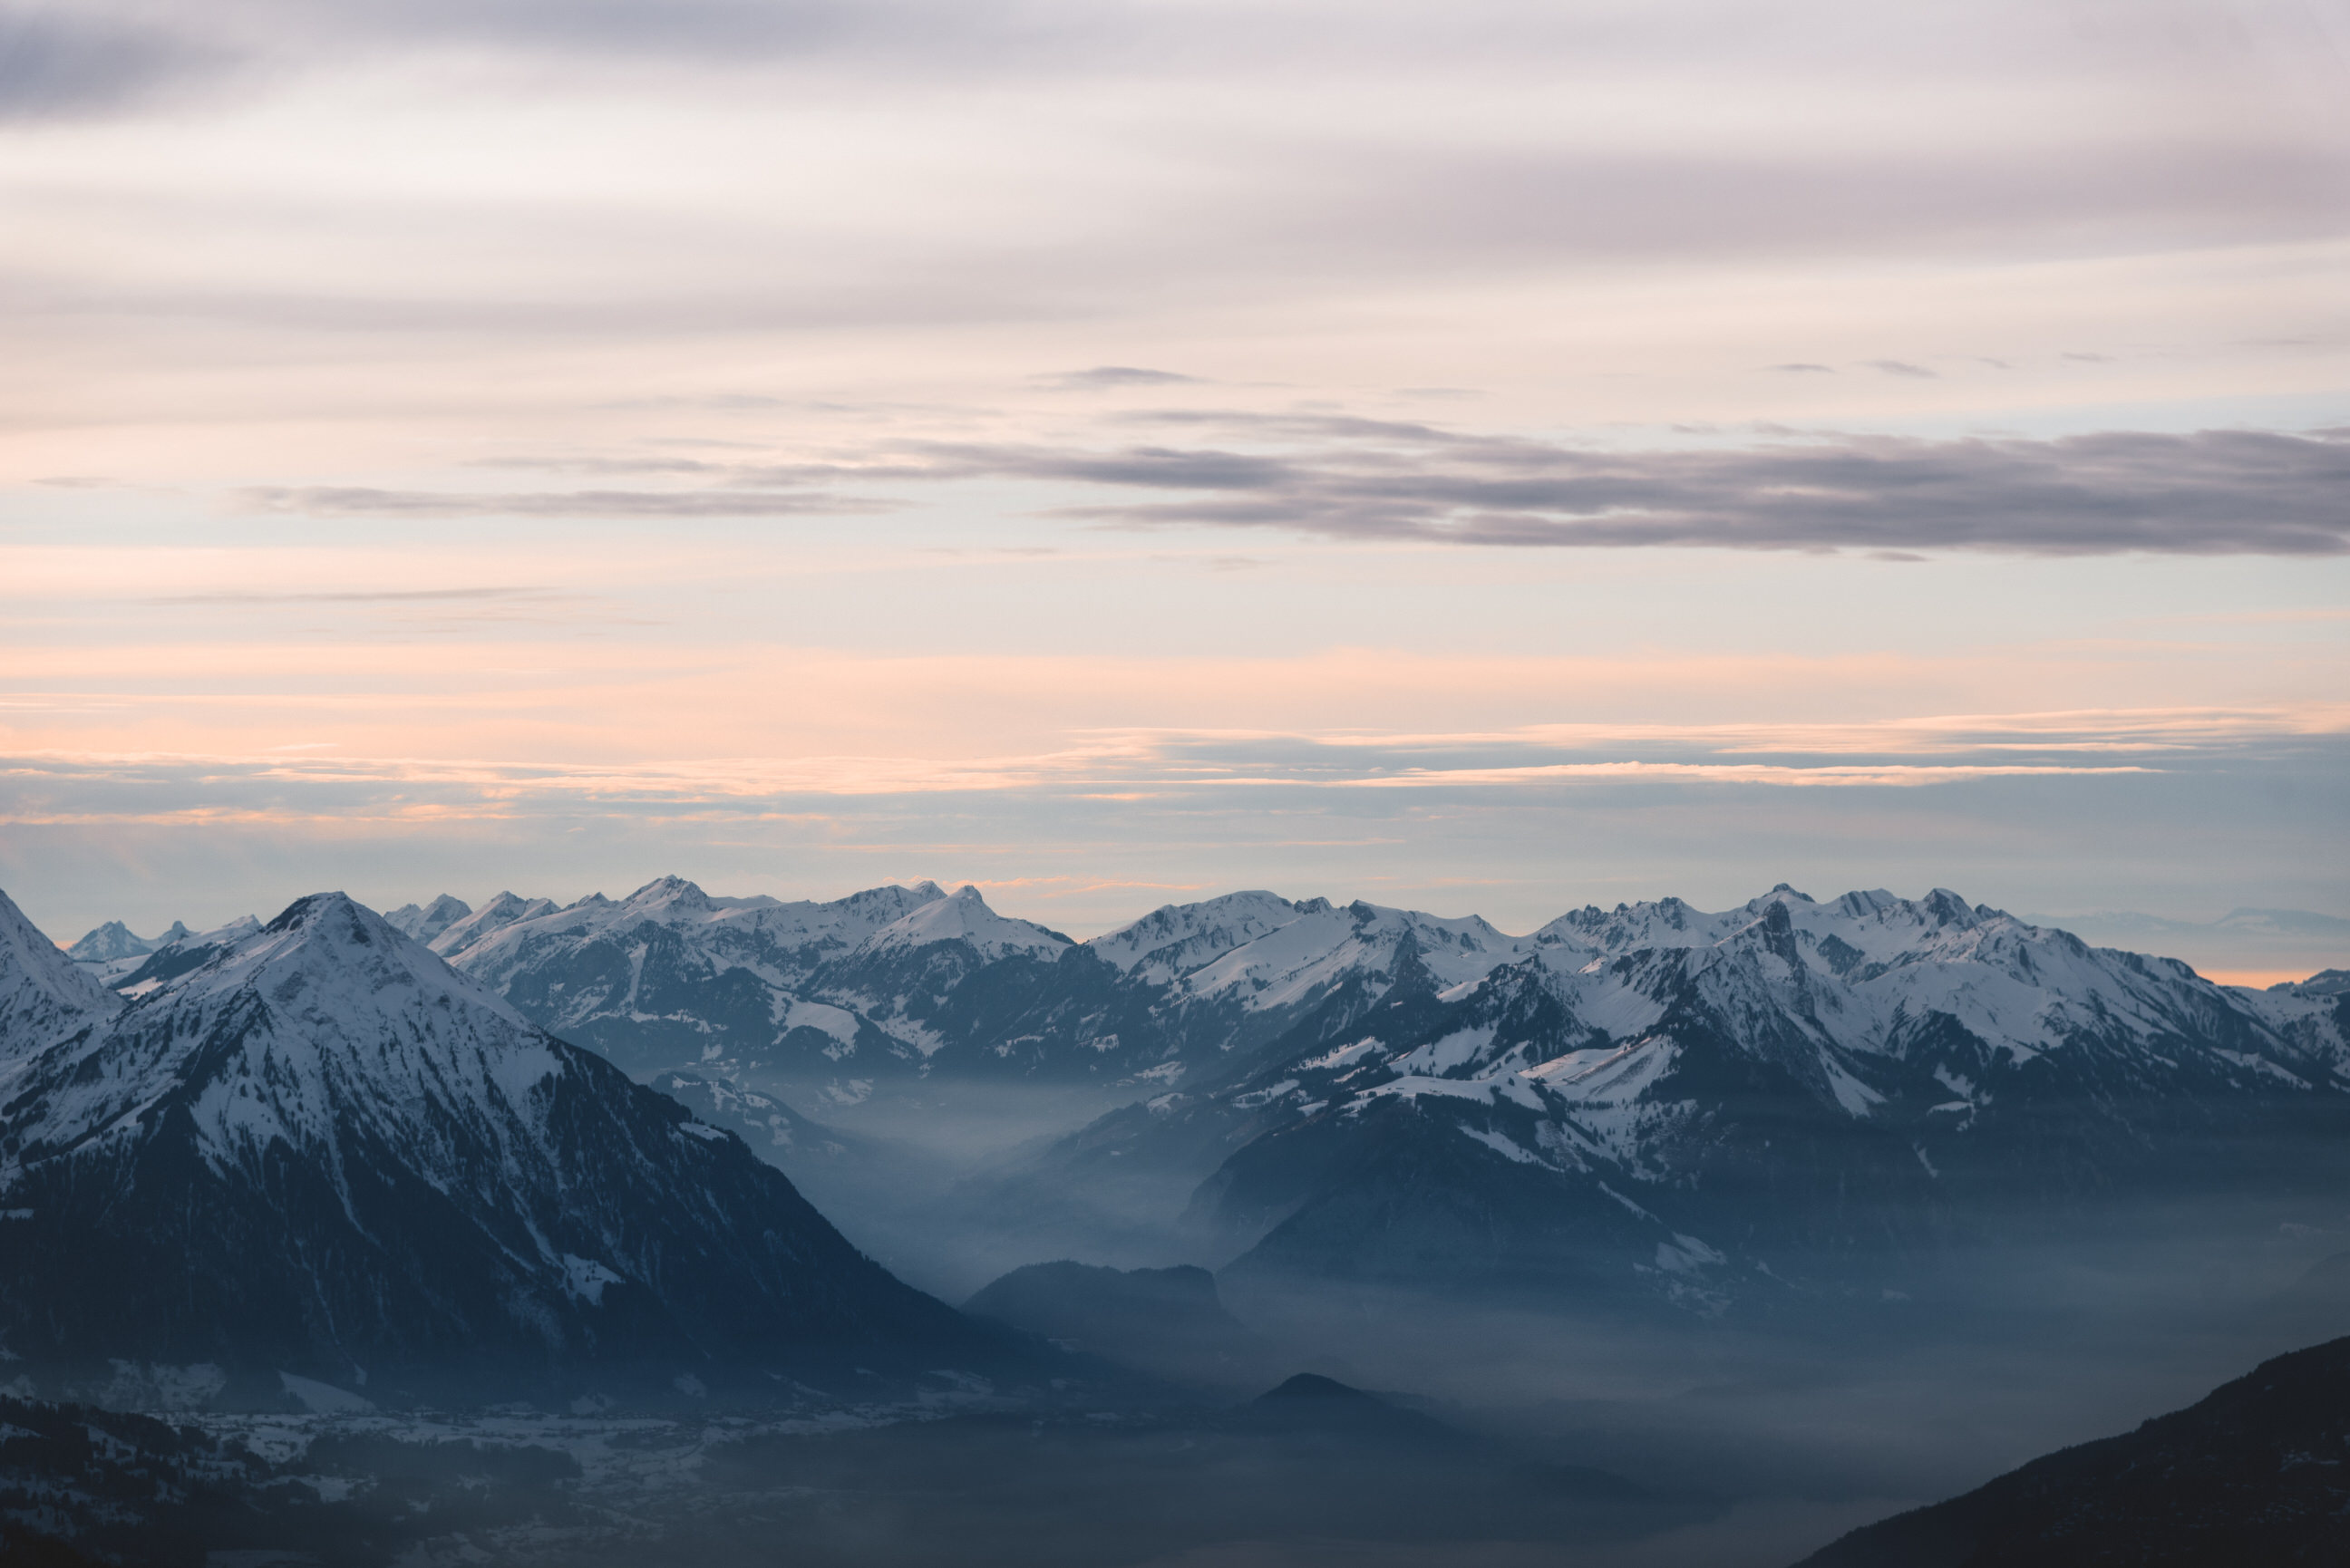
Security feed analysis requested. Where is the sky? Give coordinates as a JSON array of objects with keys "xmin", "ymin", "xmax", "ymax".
[{"xmin": 1, "ymin": 0, "xmax": 2345, "ymax": 976}]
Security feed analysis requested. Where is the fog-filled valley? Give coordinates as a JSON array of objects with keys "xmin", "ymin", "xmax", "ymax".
[{"xmin": 4, "ymin": 876, "xmax": 2346, "ymax": 1564}]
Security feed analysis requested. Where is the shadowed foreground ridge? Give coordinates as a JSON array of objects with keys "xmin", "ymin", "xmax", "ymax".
[{"xmin": 1798, "ymin": 1334, "xmax": 2350, "ymax": 1567}]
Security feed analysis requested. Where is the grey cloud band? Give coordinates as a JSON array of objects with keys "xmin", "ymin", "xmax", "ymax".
[{"xmin": 240, "ymin": 425, "xmax": 2350, "ymax": 557}]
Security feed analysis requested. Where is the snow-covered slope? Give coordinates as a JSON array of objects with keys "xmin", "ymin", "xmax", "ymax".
[
  {"xmin": 1095, "ymin": 892, "xmax": 1528, "ymax": 1015},
  {"xmin": 438, "ymin": 876, "xmax": 1086, "ymax": 1077},
  {"xmin": 24, "ymin": 871, "xmax": 2349, "ymax": 1337},
  {"xmin": 0, "ymin": 887, "xmax": 1005, "ymax": 1404},
  {"xmin": 0, "ymin": 888, "xmax": 119, "ymax": 1070},
  {"xmin": 424, "ymin": 889, "xmax": 557, "ymax": 955},
  {"xmin": 1005, "ymin": 886, "xmax": 2350, "ymax": 1312},
  {"xmin": 110, "ymin": 915, "xmax": 264, "ymax": 997},
  {"xmin": 431, "ymin": 878, "xmax": 1537, "ymax": 1089},
  {"xmin": 867, "ymin": 883, "xmax": 1071, "ymax": 963}
]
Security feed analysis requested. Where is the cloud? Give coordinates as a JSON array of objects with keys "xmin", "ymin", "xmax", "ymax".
[
  {"xmin": 8, "ymin": 706, "xmax": 2336, "ymax": 819},
  {"xmin": 896, "ymin": 423, "xmax": 2350, "ymax": 557},
  {"xmin": 0, "ymin": 742, "xmax": 2169, "ymax": 818},
  {"xmin": 228, "ymin": 424, "xmax": 2350, "ymax": 555},
  {"xmin": 1865, "ymin": 359, "xmax": 1937, "ymax": 378},
  {"xmin": 1040, "ymin": 366, "xmax": 1204, "ymax": 390},
  {"xmin": 1329, "ymin": 761, "xmax": 2152, "ymax": 789},
  {"xmin": 0, "ymin": 7, "xmax": 234, "ymax": 121},
  {"xmin": 1289, "ymin": 706, "xmax": 2350, "ymax": 758}
]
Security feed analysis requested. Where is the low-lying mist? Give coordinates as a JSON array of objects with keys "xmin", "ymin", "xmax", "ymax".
[{"xmin": 679, "ymin": 1069, "xmax": 2350, "ymax": 1561}]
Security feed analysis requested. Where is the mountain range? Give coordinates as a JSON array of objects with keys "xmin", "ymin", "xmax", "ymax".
[
  {"xmin": 18, "ymin": 871, "xmax": 2350, "ymax": 1397},
  {"xmin": 1123, "ymin": 884, "xmax": 2350, "ymax": 1312},
  {"xmin": 0, "ymin": 886, "xmax": 1024, "ymax": 1409},
  {"xmin": 361, "ymin": 877, "xmax": 1529, "ymax": 1105},
  {"xmin": 232, "ymin": 878, "xmax": 2350, "ymax": 1310}
]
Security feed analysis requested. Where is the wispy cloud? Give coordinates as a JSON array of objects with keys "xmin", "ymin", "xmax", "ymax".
[
  {"xmin": 1038, "ymin": 366, "xmax": 1203, "ymax": 390},
  {"xmin": 1290, "ymin": 706, "xmax": 2350, "ymax": 757},
  {"xmin": 0, "ymin": 8, "xmax": 236, "ymax": 121},
  {"xmin": 1327, "ymin": 761, "xmax": 2149, "ymax": 788},
  {"xmin": 223, "ymin": 425, "xmax": 2350, "ymax": 557},
  {"xmin": 15, "ymin": 701, "xmax": 2336, "ymax": 818},
  {"xmin": 922, "ymin": 422, "xmax": 2350, "ymax": 557}
]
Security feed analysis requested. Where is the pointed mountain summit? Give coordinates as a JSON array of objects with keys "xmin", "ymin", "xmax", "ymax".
[
  {"xmin": 424, "ymin": 889, "xmax": 558, "ymax": 956},
  {"xmin": 0, "ymin": 888, "xmax": 1010, "ymax": 1407},
  {"xmin": 864, "ymin": 882, "xmax": 1073, "ymax": 961},
  {"xmin": 383, "ymin": 893, "xmax": 471, "ymax": 944},
  {"xmin": 65, "ymin": 919, "xmax": 160, "ymax": 963}
]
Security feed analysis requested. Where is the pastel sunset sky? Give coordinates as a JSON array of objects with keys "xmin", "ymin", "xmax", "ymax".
[{"xmin": 2, "ymin": 0, "xmax": 2345, "ymax": 967}]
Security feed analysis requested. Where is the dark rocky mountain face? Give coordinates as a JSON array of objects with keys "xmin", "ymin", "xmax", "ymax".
[
  {"xmin": 1800, "ymin": 1333, "xmax": 2350, "ymax": 1567},
  {"xmin": 0, "ymin": 889, "xmax": 1021, "ymax": 1408}
]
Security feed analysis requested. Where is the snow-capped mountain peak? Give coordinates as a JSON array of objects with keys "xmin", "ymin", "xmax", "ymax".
[
  {"xmin": 426, "ymin": 890, "xmax": 558, "ymax": 955},
  {"xmin": 1135, "ymin": 885, "xmax": 2350, "ymax": 1314},
  {"xmin": 64, "ymin": 920, "xmax": 160, "ymax": 964},
  {"xmin": 5, "ymin": 892, "xmax": 547, "ymax": 1182},
  {"xmin": 1269, "ymin": 886, "xmax": 2350, "ymax": 1120},
  {"xmin": 383, "ymin": 893, "xmax": 473, "ymax": 944},
  {"xmin": 0, "ymin": 885, "xmax": 996, "ymax": 1396},
  {"xmin": 183, "ymin": 889, "xmax": 523, "ymax": 1021},
  {"xmin": 1088, "ymin": 891, "xmax": 1529, "ymax": 1008},
  {"xmin": 616, "ymin": 874, "xmax": 763, "ymax": 920},
  {"xmin": 858, "ymin": 884, "xmax": 1071, "ymax": 962},
  {"xmin": 1088, "ymin": 891, "xmax": 1321, "ymax": 981}
]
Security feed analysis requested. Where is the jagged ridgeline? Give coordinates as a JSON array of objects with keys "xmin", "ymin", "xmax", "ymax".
[
  {"xmin": 1151, "ymin": 888, "xmax": 2350, "ymax": 1312},
  {"xmin": 11, "ymin": 872, "xmax": 2349, "ymax": 1399},
  {"xmin": 371, "ymin": 875, "xmax": 2350, "ymax": 1317},
  {"xmin": 408, "ymin": 876, "xmax": 1530, "ymax": 1086},
  {"xmin": 0, "ymin": 887, "xmax": 1025, "ymax": 1409}
]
